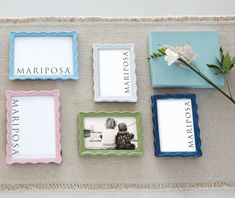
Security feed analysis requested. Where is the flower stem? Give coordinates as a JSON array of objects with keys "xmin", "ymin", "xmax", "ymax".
[
  {"xmin": 179, "ymin": 58, "xmax": 235, "ymax": 105},
  {"xmin": 225, "ymin": 75, "xmax": 233, "ymax": 98}
]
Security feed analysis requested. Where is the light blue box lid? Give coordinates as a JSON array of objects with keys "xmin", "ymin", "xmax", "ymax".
[{"xmin": 149, "ymin": 31, "xmax": 224, "ymax": 88}]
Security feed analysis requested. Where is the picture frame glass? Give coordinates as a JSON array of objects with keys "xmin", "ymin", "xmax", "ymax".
[
  {"xmin": 98, "ymin": 49, "xmax": 132, "ymax": 97},
  {"xmin": 84, "ymin": 116, "xmax": 138, "ymax": 150},
  {"xmin": 79, "ymin": 112, "xmax": 143, "ymax": 156},
  {"xmin": 156, "ymin": 98, "xmax": 196, "ymax": 152}
]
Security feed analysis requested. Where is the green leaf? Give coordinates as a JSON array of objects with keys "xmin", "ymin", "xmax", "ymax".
[
  {"xmin": 158, "ymin": 47, "xmax": 167, "ymax": 54},
  {"xmin": 153, "ymin": 52, "xmax": 158, "ymax": 57},
  {"xmin": 148, "ymin": 49, "xmax": 165, "ymax": 61},
  {"xmin": 207, "ymin": 64, "xmax": 223, "ymax": 74},
  {"xmin": 216, "ymin": 57, "xmax": 222, "ymax": 67},
  {"xmin": 220, "ymin": 47, "xmax": 224, "ymax": 60},
  {"xmin": 222, "ymin": 53, "xmax": 235, "ymax": 74}
]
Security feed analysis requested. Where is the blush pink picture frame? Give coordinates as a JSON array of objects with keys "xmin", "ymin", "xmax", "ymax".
[{"xmin": 6, "ymin": 90, "xmax": 62, "ymax": 164}]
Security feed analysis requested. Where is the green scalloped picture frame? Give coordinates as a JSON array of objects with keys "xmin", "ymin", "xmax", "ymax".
[{"xmin": 79, "ymin": 112, "xmax": 144, "ymax": 156}]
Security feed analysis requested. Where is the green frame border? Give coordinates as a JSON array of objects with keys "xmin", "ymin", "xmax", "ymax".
[{"xmin": 79, "ymin": 112, "xmax": 144, "ymax": 156}]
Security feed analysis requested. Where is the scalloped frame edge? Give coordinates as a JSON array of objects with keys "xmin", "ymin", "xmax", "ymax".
[
  {"xmin": 93, "ymin": 44, "xmax": 137, "ymax": 102},
  {"xmin": 79, "ymin": 111, "xmax": 143, "ymax": 156},
  {"xmin": 9, "ymin": 31, "xmax": 79, "ymax": 80},
  {"xmin": 5, "ymin": 90, "xmax": 62, "ymax": 164},
  {"xmin": 151, "ymin": 93, "xmax": 202, "ymax": 157}
]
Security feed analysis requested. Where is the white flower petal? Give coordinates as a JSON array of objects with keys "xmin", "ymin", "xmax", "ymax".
[{"xmin": 164, "ymin": 49, "xmax": 179, "ymax": 66}]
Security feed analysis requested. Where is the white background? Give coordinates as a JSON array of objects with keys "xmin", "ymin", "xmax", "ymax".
[
  {"xmin": 0, "ymin": 0, "xmax": 235, "ymax": 197},
  {"xmin": 0, "ymin": 0, "xmax": 234, "ymax": 16}
]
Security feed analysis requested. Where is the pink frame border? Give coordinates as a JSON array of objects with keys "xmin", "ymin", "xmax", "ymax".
[{"xmin": 6, "ymin": 90, "xmax": 62, "ymax": 164}]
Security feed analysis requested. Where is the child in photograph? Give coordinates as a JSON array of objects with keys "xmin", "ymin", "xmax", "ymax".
[
  {"xmin": 101, "ymin": 118, "xmax": 118, "ymax": 149},
  {"xmin": 115, "ymin": 122, "xmax": 135, "ymax": 150}
]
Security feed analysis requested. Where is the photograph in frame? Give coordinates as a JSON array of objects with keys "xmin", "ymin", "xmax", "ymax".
[{"xmin": 79, "ymin": 112, "xmax": 143, "ymax": 156}]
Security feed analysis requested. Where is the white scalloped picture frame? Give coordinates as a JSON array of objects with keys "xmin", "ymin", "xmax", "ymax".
[{"xmin": 93, "ymin": 44, "xmax": 137, "ymax": 102}]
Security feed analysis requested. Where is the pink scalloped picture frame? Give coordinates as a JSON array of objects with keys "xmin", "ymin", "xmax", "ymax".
[{"xmin": 6, "ymin": 90, "xmax": 62, "ymax": 164}]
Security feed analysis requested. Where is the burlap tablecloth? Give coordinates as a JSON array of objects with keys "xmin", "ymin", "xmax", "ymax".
[{"xmin": 0, "ymin": 16, "xmax": 235, "ymax": 191}]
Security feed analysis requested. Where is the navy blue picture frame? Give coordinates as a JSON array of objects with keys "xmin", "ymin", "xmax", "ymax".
[
  {"xmin": 9, "ymin": 31, "xmax": 79, "ymax": 80},
  {"xmin": 151, "ymin": 93, "xmax": 202, "ymax": 157}
]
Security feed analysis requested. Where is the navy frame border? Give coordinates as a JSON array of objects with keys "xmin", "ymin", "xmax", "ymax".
[{"xmin": 151, "ymin": 93, "xmax": 202, "ymax": 157}]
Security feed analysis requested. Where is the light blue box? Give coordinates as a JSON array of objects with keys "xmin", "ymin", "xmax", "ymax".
[{"xmin": 149, "ymin": 31, "xmax": 224, "ymax": 88}]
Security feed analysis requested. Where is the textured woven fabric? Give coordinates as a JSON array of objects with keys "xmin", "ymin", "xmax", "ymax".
[{"xmin": 0, "ymin": 16, "xmax": 235, "ymax": 191}]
